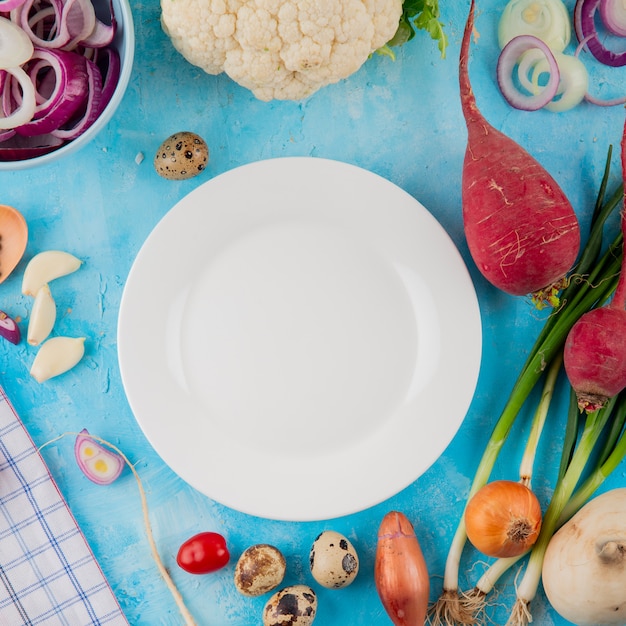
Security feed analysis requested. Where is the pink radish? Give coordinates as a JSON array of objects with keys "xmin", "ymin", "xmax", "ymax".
[
  {"xmin": 563, "ymin": 118, "xmax": 626, "ymax": 412},
  {"xmin": 460, "ymin": 0, "xmax": 580, "ymax": 302}
]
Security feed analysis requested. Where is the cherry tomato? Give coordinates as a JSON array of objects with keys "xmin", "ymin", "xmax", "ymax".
[{"xmin": 176, "ymin": 531, "xmax": 230, "ymax": 574}]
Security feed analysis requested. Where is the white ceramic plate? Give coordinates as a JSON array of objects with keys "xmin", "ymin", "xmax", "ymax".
[{"xmin": 117, "ymin": 157, "xmax": 482, "ymax": 521}]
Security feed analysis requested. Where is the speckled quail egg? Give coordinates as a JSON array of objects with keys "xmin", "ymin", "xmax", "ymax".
[
  {"xmin": 234, "ymin": 544, "xmax": 286, "ymax": 597},
  {"xmin": 309, "ymin": 530, "xmax": 359, "ymax": 589},
  {"xmin": 263, "ymin": 585, "xmax": 317, "ymax": 626},
  {"xmin": 154, "ymin": 131, "xmax": 208, "ymax": 180}
]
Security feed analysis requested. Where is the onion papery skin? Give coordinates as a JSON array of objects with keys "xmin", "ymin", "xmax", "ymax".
[
  {"xmin": 15, "ymin": 48, "xmax": 89, "ymax": 136},
  {"xmin": 564, "ymin": 306, "xmax": 626, "ymax": 412},
  {"xmin": 499, "ymin": 0, "xmax": 572, "ymax": 52},
  {"xmin": 575, "ymin": 0, "xmax": 626, "ymax": 66},
  {"xmin": 497, "ymin": 34, "xmax": 561, "ymax": 110},
  {"xmin": 464, "ymin": 479, "xmax": 543, "ymax": 558}
]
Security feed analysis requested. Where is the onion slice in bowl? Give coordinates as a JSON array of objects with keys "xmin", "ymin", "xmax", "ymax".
[
  {"xmin": 15, "ymin": 48, "xmax": 89, "ymax": 136},
  {"xmin": 51, "ymin": 57, "xmax": 102, "ymax": 139},
  {"xmin": 497, "ymin": 34, "xmax": 561, "ymax": 110},
  {"xmin": 0, "ymin": 66, "xmax": 36, "ymax": 129},
  {"xmin": 0, "ymin": 15, "xmax": 34, "ymax": 69}
]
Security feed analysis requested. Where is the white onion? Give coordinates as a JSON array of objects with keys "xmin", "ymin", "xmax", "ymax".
[{"xmin": 499, "ymin": 0, "xmax": 572, "ymax": 51}]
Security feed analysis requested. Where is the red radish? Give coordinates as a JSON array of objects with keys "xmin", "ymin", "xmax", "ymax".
[
  {"xmin": 460, "ymin": 0, "xmax": 580, "ymax": 302},
  {"xmin": 375, "ymin": 511, "xmax": 429, "ymax": 626},
  {"xmin": 564, "ymin": 118, "xmax": 626, "ymax": 412}
]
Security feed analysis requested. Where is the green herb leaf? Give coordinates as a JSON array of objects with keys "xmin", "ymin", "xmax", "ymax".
[{"xmin": 384, "ymin": 0, "xmax": 448, "ymax": 58}]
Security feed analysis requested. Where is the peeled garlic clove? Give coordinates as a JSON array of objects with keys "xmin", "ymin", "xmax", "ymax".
[
  {"xmin": 30, "ymin": 336, "xmax": 86, "ymax": 383},
  {"xmin": 22, "ymin": 250, "xmax": 82, "ymax": 296},
  {"xmin": 27, "ymin": 284, "xmax": 56, "ymax": 346}
]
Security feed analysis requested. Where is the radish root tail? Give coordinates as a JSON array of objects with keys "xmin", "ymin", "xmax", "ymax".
[{"xmin": 40, "ymin": 432, "xmax": 197, "ymax": 626}]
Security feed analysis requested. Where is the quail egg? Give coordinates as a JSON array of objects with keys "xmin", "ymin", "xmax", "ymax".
[
  {"xmin": 263, "ymin": 585, "xmax": 317, "ymax": 626},
  {"xmin": 154, "ymin": 131, "xmax": 209, "ymax": 180},
  {"xmin": 234, "ymin": 544, "xmax": 286, "ymax": 597},
  {"xmin": 309, "ymin": 530, "xmax": 359, "ymax": 589}
]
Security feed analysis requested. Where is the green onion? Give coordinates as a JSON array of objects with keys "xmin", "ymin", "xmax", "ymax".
[{"xmin": 428, "ymin": 149, "xmax": 624, "ymax": 625}]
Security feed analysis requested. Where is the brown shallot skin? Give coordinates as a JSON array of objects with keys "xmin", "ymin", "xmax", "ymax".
[
  {"xmin": 460, "ymin": 0, "xmax": 580, "ymax": 299},
  {"xmin": 375, "ymin": 511, "xmax": 429, "ymax": 626}
]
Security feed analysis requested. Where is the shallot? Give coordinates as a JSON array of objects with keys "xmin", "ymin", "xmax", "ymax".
[{"xmin": 375, "ymin": 511, "xmax": 429, "ymax": 626}]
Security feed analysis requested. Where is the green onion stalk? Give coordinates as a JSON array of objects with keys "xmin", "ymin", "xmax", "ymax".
[
  {"xmin": 428, "ymin": 150, "xmax": 624, "ymax": 626},
  {"xmin": 506, "ymin": 392, "xmax": 626, "ymax": 626},
  {"xmin": 460, "ymin": 390, "xmax": 626, "ymax": 624}
]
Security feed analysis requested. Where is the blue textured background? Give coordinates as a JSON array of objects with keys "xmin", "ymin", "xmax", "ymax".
[{"xmin": 2, "ymin": 0, "xmax": 626, "ymax": 624}]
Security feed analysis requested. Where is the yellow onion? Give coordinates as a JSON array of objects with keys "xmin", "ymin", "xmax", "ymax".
[{"xmin": 464, "ymin": 479, "xmax": 542, "ymax": 558}]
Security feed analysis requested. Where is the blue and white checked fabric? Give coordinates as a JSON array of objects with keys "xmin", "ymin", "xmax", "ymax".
[{"xmin": 0, "ymin": 388, "xmax": 129, "ymax": 626}]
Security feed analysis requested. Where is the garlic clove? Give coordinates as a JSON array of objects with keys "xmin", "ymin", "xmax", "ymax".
[
  {"xmin": 27, "ymin": 284, "xmax": 56, "ymax": 346},
  {"xmin": 22, "ymin": 250, "xmax": 82, "ymax": 296},
  {"xmin": 30, "ymin": 336, "xmax": 86, "ymax": 383}
]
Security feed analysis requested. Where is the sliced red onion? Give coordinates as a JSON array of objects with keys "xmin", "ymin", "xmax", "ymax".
[
  {"xmin": 0, "ymin": 132, "xmax": 63, "ymax": 160},
  {"xmin": 94, "ymin": 45, "xmax": 119, "ymax": 114},
  {"xmin": 0, "ymin": 128, "xmax": 16, "ymax": 141},
  {"xmin": 0, "ymin": 66, "xmax": 36, "ymax": 129},
  {"xmin": 600, "ymin": 0, "xmax": 626, "ymax": 36},
  {"xmin": 0, "ymin": 14, "xmax": 34, "ymax": 68},
  {"xmin": 79, "ymin": 0, "xmax": 115, "ymax": 47},
  {"xmin": 575, "ymin": 0, "xmax": 626, "ymax": 66},
  {"xmin": 60, "ymin": 0, "xmax": 96, "ymax": 50},
  {"xmin": 19, "ymin": 0, "xmax": 96, "ymax": 50},
  {"xmin": 15, "ymin": 48, "xmax": 89, "ymax": 136},
  {"xmin": 0, "ymin": 0, "xmax": 26, "ymax": 10},
  {"xmin": 497, "ymin": 34, "xmax": 561, "ymax": 110},
  {"xmin": 51, "ymin": 56, "xmax": 101, "ymax": 138}
]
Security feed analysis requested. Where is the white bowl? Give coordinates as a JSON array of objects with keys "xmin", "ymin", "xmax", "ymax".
[{"xmin": 0, "ymin": 0, "xmax": 135, "ymax": 171}]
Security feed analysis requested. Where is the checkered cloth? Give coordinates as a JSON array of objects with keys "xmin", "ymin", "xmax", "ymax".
[{"xmin": 0, "ymin": 388, "xmax": 129, "ymax": 625}]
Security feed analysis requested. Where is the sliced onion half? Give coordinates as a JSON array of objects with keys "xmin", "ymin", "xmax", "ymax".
[
  {"xmin": 575, "ymin": 0, "xmax": 626, "ymax": 66},
  {"xmin": 497, "ymin": 34, "xmax": 561, "ymax": 110},
  {"xmin": 499, "ymin": 0, "xmax": 572, "ymax": 51},
  {"xmin": 0, "ymin": 14, "xmax": 34, "ymax": 68}
]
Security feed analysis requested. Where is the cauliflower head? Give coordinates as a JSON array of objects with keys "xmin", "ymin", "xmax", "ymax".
[{"xmin": 161, "ymin": 0, "xmax": 403, "ymax": 101}]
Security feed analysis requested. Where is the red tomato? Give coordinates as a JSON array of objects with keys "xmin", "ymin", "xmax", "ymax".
[{"xmin": 176, "ymin": 532, "xmax": 230, "ymax": 574}]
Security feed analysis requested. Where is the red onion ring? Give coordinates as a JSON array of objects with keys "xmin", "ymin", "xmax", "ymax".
[
  {"xmin": 497, "ymin": 34, "xmax": 561, "ymax": 110},
  {"xmin": 0, "ymin": 0, "xmax": 26, "ymax": 11},
  {"xmin": 574, "ymin": 0, "xmax": 626, "ymax": 66},
  {"xmin": 15, "ymin": 48, "xmax": 89, "ymax": 136},
  {"xmin": 51, "ymin": 56, "xmax": 101, "ymax": 138},
  {"xmin": 0, "ymin": 132, "xmax": 63, "ymax": 159},
  {"xmin": 599, "ymin": 0, "xmax": 626, "ymax": 36}
]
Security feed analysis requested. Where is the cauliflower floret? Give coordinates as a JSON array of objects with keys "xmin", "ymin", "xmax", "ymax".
[{"xmin": 161, "ymin": 0, "xmax": 402, "ymax": 101}]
